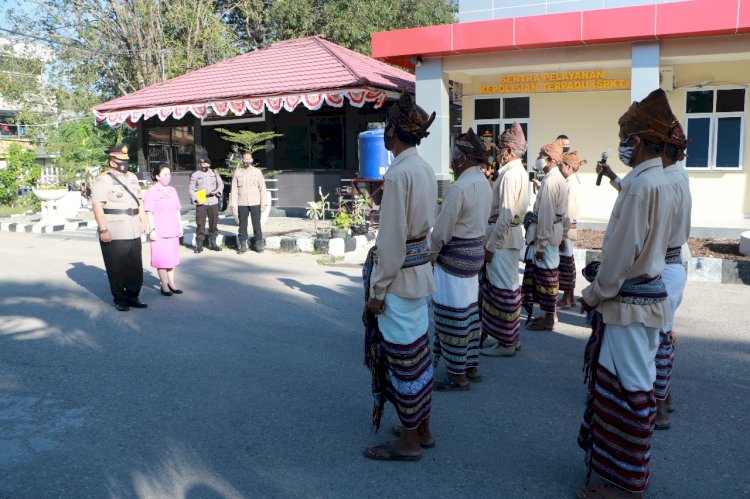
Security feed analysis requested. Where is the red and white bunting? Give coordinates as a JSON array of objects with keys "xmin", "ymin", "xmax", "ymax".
[{"xmin": 93, "ymin": 89, "xmax": 386, "ymax": 127}]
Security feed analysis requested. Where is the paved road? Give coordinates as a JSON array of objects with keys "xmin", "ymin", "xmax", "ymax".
[{"xmin": 0, "ymin": 230, "xmax": 748, "ymax": 498}]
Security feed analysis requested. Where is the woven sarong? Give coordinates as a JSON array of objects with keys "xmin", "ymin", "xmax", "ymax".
[
  {"xmin": 522, "ymin": 261, "xmax": 559, "ymax": 317},
  {"xmin": 559, "ymin": 254, "xmax": 576, "ymax": 292},
  {"xmin": 578, "ymin": 267, "xmax": 666, "ymax": 493},
  {"xmin": 654, "ymin": 329, "xmax": 674, "ymax": 400},
  {"xmin": 481, "ymin": 278, "xmax": 522, "ymax": 348},
  {"xmin": 363, "ymin": 245, "xmax": 433, "ymax": 431},
  {"xmin": 433, "ymin": 302, "xmax": 481, "ymax": 375},
  {"xmin": 665, "ymin": 246, "xmax": 682, "ymax": 265},
  {"xmin": 577, "ymin": 364, "xmax": 656, "ymax": 493},
  {"xmin": 436, "ymin": 236, "xmax": 485, "ymax": 278},
  {"xmin": 382, "ymin": 334, "xmax": 433, "ymax": 429}
]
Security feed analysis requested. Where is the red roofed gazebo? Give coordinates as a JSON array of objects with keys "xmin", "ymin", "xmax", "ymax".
[{"xmin": 93, "ymin": 36, "xmax": 414, "ymax": 210}]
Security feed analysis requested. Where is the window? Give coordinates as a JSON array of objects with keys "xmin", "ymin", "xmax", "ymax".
[
  {"xmin": 147, "ymin": 126, "xmax": 194, "ymax": 172},
  {"xmin": 685, "ymin": 88, "xmax": 745, "ymax": 170},
  {"xmin": 474, "ymin": 96, "xmax": 531, "ymax": 167}
]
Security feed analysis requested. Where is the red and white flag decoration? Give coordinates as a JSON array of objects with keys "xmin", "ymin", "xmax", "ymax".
[{"xmin": 94, "ymin": 88, "xmax": 386, "ymax": 127}]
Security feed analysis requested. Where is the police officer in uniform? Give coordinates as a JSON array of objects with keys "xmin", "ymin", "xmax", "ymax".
[
  {"xmin": 230, "ymin": 151, "xmax": 267, "ymax": 254},
  {"xmin": 91, "ymin": 144, "xmax": 148, "ymax": 311},
  {"xmin": 189, "ymin": 157, "xmax": 224, "ymax": 253}
]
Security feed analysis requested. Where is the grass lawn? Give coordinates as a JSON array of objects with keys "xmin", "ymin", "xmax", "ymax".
[{"xmin": 0, "ymin": 201, "xmax": 37, "ymax": 217}]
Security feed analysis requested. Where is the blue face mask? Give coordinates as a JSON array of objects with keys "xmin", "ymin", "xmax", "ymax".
[{"xmin": 618, "ymin": 140, "xmax": 635, "ymax": 166}]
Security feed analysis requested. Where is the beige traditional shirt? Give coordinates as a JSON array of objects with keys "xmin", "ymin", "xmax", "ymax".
[
  {"xmin": 563, "ymin": 173, "xmax": 582, "ymax": 241},
  {"xmin": 370, "ymin": 147, "xmax": 437, "ymax": 300},
  {"xmin": 430, "ymin": 166, "xmax": 492, "ymax": 258},
  {"xmin": 664, "ymin": 164, "xmax": 692, "ymax": 248},
  {"xmin": 582, "ymin": 157, "xmax": 673, "ymax": 328},
  {"xmin": 485, "ymin": 159, "xmax": 528, "ymax": 251},
  {"xmin": 525, "ymin": 166, "xmax": 568, "ymax": 251},
  {"xmin": 230, "ymin": 166, "xmax": 267, "ymax": 210},
  {"xmin": 91, "ymin": 170, "xmax": 143, "ymax": 240}
]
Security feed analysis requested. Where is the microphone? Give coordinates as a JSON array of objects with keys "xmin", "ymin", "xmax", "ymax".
[{"xmin": 596, "ymin": 151, "xmax": 609, "ymax": 186}]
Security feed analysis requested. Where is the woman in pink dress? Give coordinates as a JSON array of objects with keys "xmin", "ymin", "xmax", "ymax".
[{"xmin": 144, "ymin": 164, "xmax": 183, "ymax": 296}]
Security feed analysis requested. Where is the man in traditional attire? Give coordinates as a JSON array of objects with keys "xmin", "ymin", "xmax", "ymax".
[
  {"xmin": 363, "ymin": 92, "xmax": 437, "ymax": 461},
  {"xmin": 558, "ymin": 150, "xmax": 586, "ymax": 309},
  {"xmin": 653, "ymin": 121, "xmax": 691, "ymax": 430},
  {"xmin": 577, "ymin": 88, "xmax": 675, "ymax": 498},
  {"xmin": 430, "ymin": 128, "xmax": 492, "ymax": 389},
  {"xmin": 522, "ymin": 139, "xmax": 568, "ymax": 331},
  {"xmin": 479, "ymin": 123, "xmax": 529, "ymax": 357}
]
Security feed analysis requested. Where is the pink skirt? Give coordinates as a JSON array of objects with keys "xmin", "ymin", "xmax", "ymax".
[{"xmin": 150, "ymin": 237, "xmax": 180, "ymax": 269}]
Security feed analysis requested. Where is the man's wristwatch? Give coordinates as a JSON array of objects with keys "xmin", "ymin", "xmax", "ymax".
[{"xmin": 98, "ymin": 228, "xmax": 109, "ymax": 234}]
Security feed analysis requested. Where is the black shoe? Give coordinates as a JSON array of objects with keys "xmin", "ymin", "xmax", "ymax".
[
  {"xmin": 194, "ymin": 243, "xmax": 203, "ymax": 254},
  {"xmin": 115, "ymin": 303, "xmax": 130, "ymax": 312},
  {"xmin": 160, "ymin": 288, "xmax": 173, "ymax": 296},
  {"xmin": 127, "ymin": 299, "xmax": 148, "ymax": 309},
  {"xmin": 168, "ymin": 285, "xmax": 183, "ymax": 294},
  {"xmin": 209, "ymin": 240, "xmax": 222, "ymax": 251}
]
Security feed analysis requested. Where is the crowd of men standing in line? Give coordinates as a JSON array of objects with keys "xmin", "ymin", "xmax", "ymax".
[{"xmin": 363, "ymin": 89, "xmax": 691, "ymax": 499}]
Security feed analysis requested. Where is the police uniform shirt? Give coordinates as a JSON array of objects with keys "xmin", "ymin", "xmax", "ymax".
[
  {"xmin": 92, "ymin": 171, "xmax": 143, "ymax": 240},
  {"xmin": 189, "ymin": 169, "xmax": 223, "ymax": 206}
]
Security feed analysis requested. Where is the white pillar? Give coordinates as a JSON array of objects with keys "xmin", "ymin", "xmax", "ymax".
[
  {"xmin": 416, "ymin": 57, "xmax": 451, "ymax": 188},
  {"xmin": 631, "ymin": 42, "xmax": 661, "ymax": 101}
]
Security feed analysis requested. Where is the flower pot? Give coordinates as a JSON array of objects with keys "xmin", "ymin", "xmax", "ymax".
[
  {"xmin": 351, "ymin": 223, "xmax": 370, "ymax": 236},
  {"xmin": 32, "ymin": 188, "xmax": 69, "ymax": 226},
  {"xmin": 331, "ymin": 228, "xmax": 349, "ymax": 239}
]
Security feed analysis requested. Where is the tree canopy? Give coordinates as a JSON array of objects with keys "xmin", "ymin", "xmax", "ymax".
[{"xmin": 3, "ymin": 0, "xmax": 457, "ymax": 116}]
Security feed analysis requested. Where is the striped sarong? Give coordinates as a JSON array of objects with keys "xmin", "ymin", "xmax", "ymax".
[
  {"xmin": 433, "ymin": 302, "xmax": 481, "ymax": 375},
  {"xmin": 578, "ymin": 269, "xmax": 667, "ymax": 493},
  {"xmin": 559, "ymin": 254, "xmax": 576, "ymax": 292},
  {"xmin": 436, "ymin": 236, "xmax": 485, "ymax": 278},
  {"xmin": 654, "ymin": 329, "xmax": 675, "ymax": 400},
  {"xmin": 577, "ymin": 364, "xmax": 656, "ymax": 493},
  {"xmin": 481, "ymin": 279, "xmax": 522, "ymax": 348},
  {"xmin": 522, "ymin": 263, "xmax": 559, "ymax": 316},
  {"xmin": 382, "ymin": 334, "xmax": 433, "ymax": 429}
]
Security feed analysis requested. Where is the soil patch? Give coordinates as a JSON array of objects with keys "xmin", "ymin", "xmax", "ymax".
[{"xmin": 575, "ymin": 229, "xmax": 750, "ymax": 261}]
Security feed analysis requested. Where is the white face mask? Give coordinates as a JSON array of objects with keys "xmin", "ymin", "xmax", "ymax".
[
  {"xmin": 534, "ymin": 158, "xmax": 547, "ymax": 172},
  {"xmin": 618, "ymin": 140, "xmax": 635, "ymax": 165}
]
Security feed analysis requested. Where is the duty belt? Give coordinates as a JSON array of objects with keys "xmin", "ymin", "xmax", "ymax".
[{"xmin": 104, "ymin": 208, "xmax": 139, "ymax": 215}]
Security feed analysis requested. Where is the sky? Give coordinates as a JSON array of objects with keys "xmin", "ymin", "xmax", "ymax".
[{"xmin": 0, "ymin": 0, "xmax": 36, "ymax": 29}]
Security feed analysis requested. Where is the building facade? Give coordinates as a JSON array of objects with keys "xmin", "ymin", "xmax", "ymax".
[{"xmin": 373, "ymin": 0, "xmax": 750, "ymax": 226}]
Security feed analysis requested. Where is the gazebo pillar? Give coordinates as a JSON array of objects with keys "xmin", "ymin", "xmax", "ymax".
[{"xmin": 416, "ymin": 56, "xmax": 451, "ymax": 198}]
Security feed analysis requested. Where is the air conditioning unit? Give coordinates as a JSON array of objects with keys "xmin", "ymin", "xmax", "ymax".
[{"xmin": 660, "ymin": 67, "xmax": 675, "ymax": 92}]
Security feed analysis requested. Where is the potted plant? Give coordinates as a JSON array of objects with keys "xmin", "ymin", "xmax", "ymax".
[
  {"xmin": 306, "ymin": 186, "xmax": 330, "ymax": 238},
  {"xmin": 331, "ymin": 211, "xmax": 352, "ymax": 239},
  {"xmin": 350, "ymin": 194, "xmax": 370, "ymax": 236}
]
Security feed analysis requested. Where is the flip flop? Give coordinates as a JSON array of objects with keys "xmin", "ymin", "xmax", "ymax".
[
  {"xmin": 655, "ymin": 422, "xmax": 671, "ymax": 430},
  {"xmin": 434, "ymin": 378, "xmax": 471, "ymax": 391},
  {"xmin": 363, "ymin": 443, "xmax": 421, "ymax": 461},
  {"xmin": 667, "ymin": 406, "xmax": 675, "ymax": 413},
  {"xmin": 467, "ymin": 374, "xmax": 482, "ymax": 383},
  {"xmin": 390, "ymin": 426, "xmax": 436, "ymax": 448}
]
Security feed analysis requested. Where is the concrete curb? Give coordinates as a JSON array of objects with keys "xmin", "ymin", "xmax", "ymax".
[
  {"xmin": 0, "ymin": 219, "xmax": 97, "ymax": 233},
  {"xmin": 182, "ymin": 229, "xmax": 376, "ymax": 256},
  {"xmin": 573, "ymin": 249, "xmax": 750, "ymax": 285}
]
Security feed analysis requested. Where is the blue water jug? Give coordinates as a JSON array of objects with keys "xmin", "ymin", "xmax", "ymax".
[{"xmin": 358, "ymin": 128, "xmax": 393, "ymax": 179}]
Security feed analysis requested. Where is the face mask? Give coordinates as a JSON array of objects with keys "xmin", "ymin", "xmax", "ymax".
[
  {"xmin": 534, "ymin": 158, "xmax": 547, "ymax": 172},
  {"xmin": 201, "ymin": 164, "xmax": 209, "ymax": 171},
  {"xmin": 618, "ymin": 140, "xmax": 635, "ymax": 165},
  {"xmin": 562, "ymin": 146, "xmax": 570, "ymax": 153},
  {"xmin": 242, "ymin": 161, "xmax": 252, "ymax": 168},
  {"xmin": 113, "ymin": 160, "xmax": 128, "ymax": 173},
  {"xmin": 158, "ymin": 176, "xmax": 171, "ymax": 186}
]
